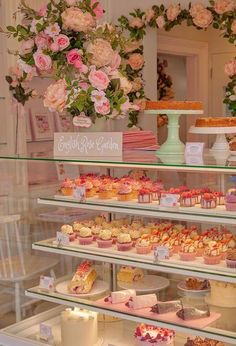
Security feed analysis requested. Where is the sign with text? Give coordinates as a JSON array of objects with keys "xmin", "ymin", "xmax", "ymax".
[
  {"xmin": 54, "ymin": 132, "xmax": 123, "ymax": 158},
  {"xmin": 39, "ymin": 323, "xmax": 53, "ymax": 342},
  {"xmin": 160, "ymin": 194, "xmax": 179, "ymax": 208},
  {"xmin": 39, "ymin": 276, "xmax": 55, "ymax": 291},
  {"xmin": 56, "ymin": 232, "xmax": 70, "ymax": 246},
  {"xmin": 154, "ymin": 246, "xmax": 170, "ymax": 261},
  {"xmin": 185, "ymin": 142, "xmax": 204, "ymax": 156}
]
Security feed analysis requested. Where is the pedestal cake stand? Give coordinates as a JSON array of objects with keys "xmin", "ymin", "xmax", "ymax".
[
  {"xmin": 189, "ymin": 126, "xmax": 236, "ymax": 151},
  {"xmin": 145, "ymin": 109, "xmax": 203, "ymax": 155}
]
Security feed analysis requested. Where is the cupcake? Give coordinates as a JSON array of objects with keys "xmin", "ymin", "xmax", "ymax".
[
  {"xmin": 138, "ymin": 189, "xmax": 152, "ymax": 203},
  {"xmin": 226, "ymin": 249, "xmax": 236, "ymax": 268},
  {"xmin": 129, "ymin": 229, "xmax": 141, "ymax": 246},
  {"xmin": 193, "ymin": 236, "xmax": 205, "ymax": 257},
  {"xmin": 117, "ymin": 233, "xmax": 133, "ymax": 251},
  {"xmin": 180, "ymin": 192, "xmax": 195, "ymax": 207},
  {"xmin": 111, "ymin": 179, "xmax": 120, "ymax": 197},
  {"xmin": 204, "ymin": 241, "xmax": 222, "ymax": 265},
  {"xmin": 111, "ymin": 227, "xmax": 120, "ymax": 244},
  {"xmin": 61, "ymin": 179, "xmax": 75, "ymax": 196},
  {"xmin": 179, "ymin": 240, "xmax": 197, "ymax": 261},
  {"xmin": 78, "ymin": 227, "xmax": 93, "ymax": 245},
  {"xmin": 117, "ymin": 182, "xmax": 133, "ymax": 201},
  {"xmin": 61, "ymin": 224, "xmax": 76, "ymax": 241},
  {"xmin": 72, "ymin": 221, "xmax": 84, "ymax": 237},
  {"xmin": 98, "ymin": 183, "xmax": 113, "ymax": 199},
  {"xmin": 136, "ymin": 235, "xmax": 152, "ymax": 254},
  {"xmin": 131, "ymin": 180, "xmax": 142, "ymax": 199},
  {"xmin": 225, "ymin": 188, "xmax": 236, "ymax": 211},
  {"xmin": 97, "ymin": 229, "xmax": 113, "ymax": 248},
  {"xmin": 91, "ymin": 225, "xmax": 101, "ymax": 240},
  {"xmin": 201, "ymin": 193, "xmax": 217, "ymax": 209}
]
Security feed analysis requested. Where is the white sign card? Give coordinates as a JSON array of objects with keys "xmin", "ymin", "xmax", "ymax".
[
  {"xmin": 160, "ymin": 194, "xmax": 179, "ymax": 208},
  {"xmin": 73, "ymin": 186, "xmax": 86, "ymax": 201},
  {"xmin": 54, "ymin": 132, "xmax": 123, "ymax": 158},
  {"xmin": 39, "ymin": 276, "xmax": 55, "ymax": 291},
  {"xmin": 185, "ymin": 142, "xmax": 204, "ymax": 156},
  {"xmin": 56, "ymin": 232, "xmax": 70, "ymax": 246},
  {"xmin": 39, "ymin": 323, "xmax": 53, "ymax": 342},
  {"xmin": 154, "ymin": 246, "xmax": 170, "ymax": 261}
]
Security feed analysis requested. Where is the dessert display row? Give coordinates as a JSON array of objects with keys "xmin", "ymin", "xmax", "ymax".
[
  {"xmin": 59, "ymin": 173, "xmax": 236, "ymax": 212},
  {"xmin": 59, "ymin": 216, "xmax": 236, "ymax": 267}
]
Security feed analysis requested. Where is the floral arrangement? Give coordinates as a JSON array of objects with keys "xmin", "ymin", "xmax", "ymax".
[
  {"xmin": 4, "ymin": 0, "xmax": 145, "ymax": 127},
  {"xmin": 157, "ymin": 58, "xmax": 174, "ymax": 128},
  {"xmin": 224, "ymin": 58, "xmax": 236, "ymax": 115},
  {"xmin": 118, "ymin": 0, "xmax": 236, "ymax": 117}
]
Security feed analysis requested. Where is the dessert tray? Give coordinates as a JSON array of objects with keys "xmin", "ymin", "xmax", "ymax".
[
  {"xmin": 95, "ymin": 298, "xmax": 221, "ymax": 329},
  {"xmin": 177, "ymin": 281, "xmax": 210, "ymax": 298},
  {"xmin": 118, "ymin": 275, "xmax": 170, "ymax": 294},
  {"xmin": 56, "ymin": 279, "xmax": 109, "ymax": 298},
  {"xmin": 189, "ymin": 126, "xmax": 236, "ymax": 152}
]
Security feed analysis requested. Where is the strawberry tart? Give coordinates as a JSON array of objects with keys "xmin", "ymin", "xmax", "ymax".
[{"xmin": 134, "ymin": 324, "xmax": 175, "ymax": 346}]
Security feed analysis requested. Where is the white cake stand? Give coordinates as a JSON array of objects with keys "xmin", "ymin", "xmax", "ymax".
[
  {"xmin": 189, "ymin": 126, "xmax": 236, "ymax": 151},
  {"xmin": 145, "ymin": 109, "xmax": 203, "ymax": 155}
]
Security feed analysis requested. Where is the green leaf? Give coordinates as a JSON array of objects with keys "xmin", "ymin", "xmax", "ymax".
[
  {"xmin": 7, "ymin": 26, "xmax": 16, "ymax": 32},
  {"xmin": 6, "ymin": 76, "xmax": 13, "ymax": 84}
]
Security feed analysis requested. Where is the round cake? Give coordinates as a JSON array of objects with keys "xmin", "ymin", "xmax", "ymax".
[
  {"xmin": 195, "ymin": 117, "xmax": 236, "ymax": 127},
  {"xmin": 206, "ymin": 280, "xmax": 236, "ymax": 307},
  {"xmin": 134, "ymin": 324, "xmax": 175, "ymax": 346},
  {"xmin": 145, "ymin": 100, "xmax": 203, "ymax": 110}
]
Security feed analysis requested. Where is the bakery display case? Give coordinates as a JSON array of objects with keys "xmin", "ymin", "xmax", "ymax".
[{"xmin": 0, "ymin": 151, "xmax": 236, "ymax": 346}]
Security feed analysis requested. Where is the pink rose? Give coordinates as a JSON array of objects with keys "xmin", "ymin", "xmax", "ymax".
[
  {"xmin": 124, "ymin": 40, "xmax": 141, "ymax": 53},
  {"xmin": 50, "ymin": 42, "xmax": 60, "ymax": 52},
  {"xmin": 79, "ymin": 82, "xmax": 89, "ymax": 90},
  {"xmin": 80, "ymin": 64, "xmax": 89, "ymax": 74},
  {"xmin": 128, "ymin": 53, "xmax": 144, "ymax": 70},
  {"xmin": 166, "ymin": 4, "xmax": 181, "ymax": 21},
  {"xmin": 214, "ymin": 0, "xmax": 235, "ymax": 14},
  {"xmin": 133, "ymin": 98, "xmax": 146, "ymax": 111},
  {"xmin": 35, "ymin": 33, "xmax": 51, "ymax": 49},
  {"xmin": 66, "ymin": 49, "xmax": 82, "ymax": 65},
  {"xmin": 55, "ymin": 34, "xmax": 70, "ymax": 51},
  {"xmin": 20, "ymin": 39, "xmax": 34, "ymax": 54},
  {"xmin": 74, "ymin": 59, "xmax": 83, "ymax": 69},
  {"xmin": 95, "ymin": 99, "xmax": 111, "ymax": 115},
  {"xmin": 232, "ymin": 19, "xmax": 236, "ymax": 34},
  {"xmin": 156, "ymin": 16, "xmax": 166, "ymax": 29},
  {"xmin": 225, "ymin": 60, "xmax": 236, "ymax": 77},
  {"xmin": 44, "ymin": 79, "xmax": 68, "ymax": 113},
  {"xmin": 190, "ymin": 3, "xmax": 205, "ymax": 18},
  {"xmin": 145, "ymin": 9, "xmax": 155, "ymax": 23},
  {"xmin": 66, "ymin": 0, "xmax": 76, "ymax": 5},
  {"xmin": 90, "ymin": 0, "xmax": 104, "ymax": 20},
  {"xmin": 129, "ymin": 17, "xmax": 144, "ymax": 29},
  {"xmin": 87, "ymin": 39, "xmax": 114, "ymax": 68},
  {"xmin": 61, "ymin": 7, "xmax": 95, "ymax": 32},
  {"xmin": 193, "ymin": 9, "xmax": 213, "ymax": 28},
  {"xmin": 37, "ymin": 5, "xmax": 47, "ymax": 17},
  {"xmin": 89, "ymin": 69, "xmax": 110, "ymax": 90},
  {"xmin": 109, "ymin": 52, "xmax": 121, "ymax": 72},
  {"xmin": 33, "ymin": 52, "xmax": 52, "ymax": 71}
]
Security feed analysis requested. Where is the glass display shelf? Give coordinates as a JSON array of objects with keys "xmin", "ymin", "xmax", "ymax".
[
  {"xmin": 33, "ymin": 238, "xmax": 236, "ymax": 284},
  {"xmin": 0, "ymin": 149, "xmax": 236, "ymax": 173},
  {"xmin": 25, "ymin": 283, "xmax": 236, "ymax": 344},
  {"xmin": 38, "ymin": 196, "xmax": 236, "ymax": 226}
]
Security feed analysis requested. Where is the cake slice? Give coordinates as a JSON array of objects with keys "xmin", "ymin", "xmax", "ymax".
[
  {"xmin": 68, "ymin": 261, "xmax": 97, "ymax": 294},
  {"xmin": 117, "ymin": 266, "xmax": 144, "ymax": 283},
  {"xmin": 145, "ymin": 100, "xmax": 203, "ymax": 110}
]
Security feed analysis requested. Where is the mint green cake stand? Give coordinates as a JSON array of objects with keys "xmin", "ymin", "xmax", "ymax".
[{"xmin": 144, "ymin": 109, "xmax": 203, "ymax": 156}]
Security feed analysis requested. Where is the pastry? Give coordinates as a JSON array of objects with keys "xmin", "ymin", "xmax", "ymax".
[
  {"xmin": 134, "ymin": 324, "xmax": 175, "ymax": 346},
  {"xmin": 126, "ymin": 294, "xmax": 157, "ymax": 309},
  {"xmin": 146, "ymin": 100, "xmax": 203, "ymax": 110},
  {"xmin": 151, "ymin": 300, "xmax": 182, "ymax": 314},
  {"xmin": 226, "ymin": 249, "xmax": 236, "ymax": 268},
  {"xmin": 179, "ymin": 240, "xmax": 197, "ymax": 261},
  {"xmin": 138, "ymin": 189, "xmax": 152, "ymax": 203},
  {"xmin": 176, "ymin": 305, "xmax": 210, "ymax": 320},
  {"xmin": 61, "ymin": 178, "xmax": 75, "ymax": 196},
  {"xmin": 184, "ymin": 337, "xmax": 225, "ymax": 346},
  {"xmin": 201, "ymin": 193, "xmax": 217, "ymax": 209},
  {"xmin": 213, "ymin": 191, "xmax": 225, "ymax": 205},
  {"xmin": 195, "ymin": 117, "xmax": 236, "ymax": 127},
  {"xmin": 98, "ymin": 183, "xmax": 113, "ymax": 199},
  {"xmin": 78, "ymin": 227, "xmax": 93, "ymax": 245},
  {"xmin": 229, "ymin": 139, "xmax": 236, "ymax": 151},
  {"xmin": 117, "ymin": 266, "xmax": 144, "ymax": 283},
  {"xmin": 96, "ymin": 229, "xmax": 113, "ymax": 248},
  {"xmin": 117, "ymin": 233, "xmax": 133, "ymax": 251},
  {"xmin": 180, "ymin": 192, "xmax": 195, "ymax": 207},
  {"xmin": 225, "ymin": 188, "xmax": 236, "ymax": 211},
  {"xmin": 104, "ymin": 289, "xmax": 136, "ymax": 304},
  {"xmin": 185, "ymin": 277, "xmax": 210, "ymax": 290},
  {"xmin": 117, "ymin": 182, "xmax": 133, "ymax": 201},
  {"xmin": 136, "ymin": 235, "xmax": 152, "ymax": 254},
  {"xmin": 68, "ymin": 261, "xmax": 97, "ymax": 294},
  {"xmin": 204, "ymin": 241, "xmax": 222, "ymax": 265}
]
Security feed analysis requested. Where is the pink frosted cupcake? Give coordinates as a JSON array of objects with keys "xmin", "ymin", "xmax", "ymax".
[
  {"xmin": 78, "ymin": 227, "xmax": 93, "ymax": 245},
  {"xmin": 97, "ymin": 230, "xmax": 113, "ymax": 248},
  {"xmin": 61, "ymin": 178, "xmax": 75, "ymax": 196},
  {"xmin": 225, "ymin": 188, "xmax": 236, "ymax": 211},
  {"xmin": 179, "ymin": 240, "xmax": 197, "ymax": 261},
  {"xmin": 136, "ymin": 236, "xmax": 152, "ymax": 254},
  {"xmin": 61, "ymin": 224, "xmax": 76, "ymax": 241},
  {"xmin": 131, "ymin": 180, "xmax": 142, "ymax": 199},
  {"xmin": 117, "ymin": 182, "xmax": 133, "ymax": 201},
  {"xmin": 98, "ymin": 183, "xmax": 113, "ymax": 199},
  {"xmin": 204, "ymin": 241, "xmax": 222, "ymax": 265},
  {"xmin": 117, "ymin": 233, "xmax": 133, "ymax": 251},
  {"xmin": 226, "ymin": 249, "xmax": 236, "ymax": 268}
]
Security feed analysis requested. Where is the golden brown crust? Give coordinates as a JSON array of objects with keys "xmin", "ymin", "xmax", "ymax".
[
  {"xmin": 145, "ymin": 100, "xmax": 203, "ymax": 110},
  {"xmin": 195, "ymin": 117, "xmax": 236, "ymax": 127}
]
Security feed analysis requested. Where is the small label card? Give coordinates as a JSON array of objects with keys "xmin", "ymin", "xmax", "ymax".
[
  {"xmin": 39, "ymin": 323, "xmax": 53, "ymax": 342},
  {"xmin": 154, "ymin": 246, "xmax": 170, "ymax": 261},
  {"xmin": 73, "ymin": 186, "xmax": 86, "ymax": 202},
  {"xmin": 56, "ymin": 231, "xmax": 70, "ymax": 246},
  {"xmin": 160, "ymin": 194, "xmax": 179, "ymax": 208},
  {"xmin": 185, "ymin": 142, "xmax": 204, "ymax": 156},
  {"xmin": 54, "ymin": 132, "xmax": 123, "ymax": 158},
  {"xmin": 39, "ymin": 276, "xmax": 55, "ymax": 292}
]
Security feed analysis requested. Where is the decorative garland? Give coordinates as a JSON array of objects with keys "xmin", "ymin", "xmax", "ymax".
[{"xmin": 2, "ymin": 0, "xmax": 236, "ymax": 128}]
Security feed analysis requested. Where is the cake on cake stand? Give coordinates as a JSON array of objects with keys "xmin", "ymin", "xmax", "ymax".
[{"xmin": 145, "ymin": 104, "xmax": 203, "ymax": 156}]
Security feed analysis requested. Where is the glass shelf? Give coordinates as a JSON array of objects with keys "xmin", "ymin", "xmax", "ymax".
[
  {"xmin": 0, "ymin": 149, "xmax": 236, "ymax": 173},
  {"xmin": 33, "ymin": 239, "xmax": 236, "ymax": 284},
  {"xmin": 25, "ymin": 283, "xmax": 236, "ymax": 344},
  {"xmin": 38, "ymin": 196, "xmax": 236, "ymax": 226}
]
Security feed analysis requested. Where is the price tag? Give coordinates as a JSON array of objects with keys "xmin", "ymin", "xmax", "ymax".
[
  {"xmin": 154, "ymin": 246, "xmax": 170, "ymax": 261},
  {"xmin": 56, "ymin": 232, "xmax": 70, "ymax": 246},
  {"xmin": 73, "ymin": 186, "xmax": 86, "ymax": 202},
  {"xmin": 39, "ymin": 323, "xmax": 53, "ymax": 342},
  {"xmin": 160, "ymin": 194, "xmax": 179, "ymax": 208},
  {"xmin": 39, "ymin": 276, "xmax": 55, "ymax": 291},
  {"xmin": 185, "ymin": 142, "xmax": 204, "ymax": 156}
]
